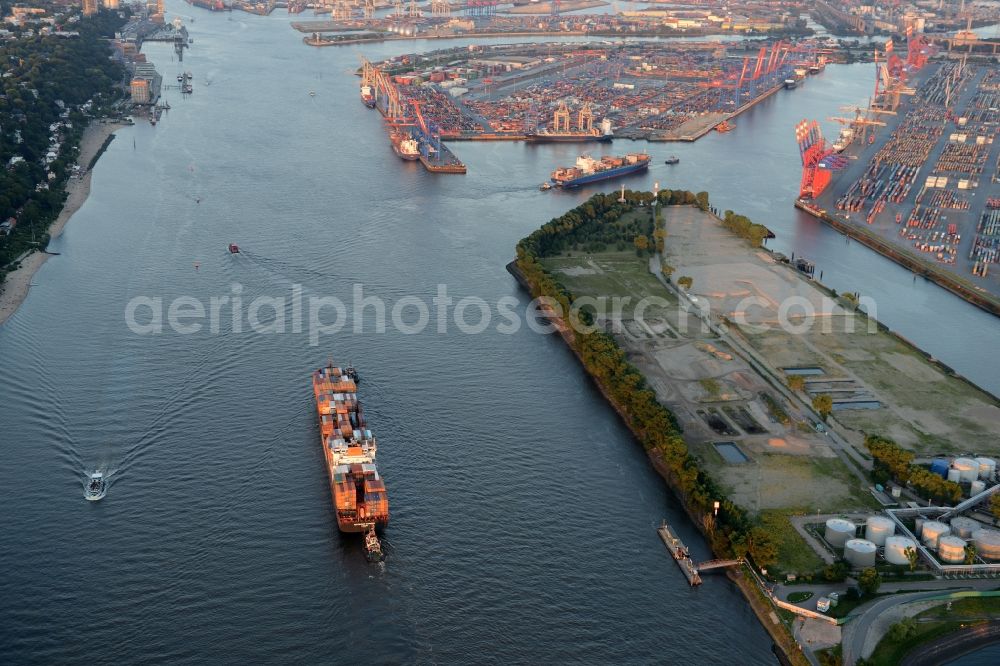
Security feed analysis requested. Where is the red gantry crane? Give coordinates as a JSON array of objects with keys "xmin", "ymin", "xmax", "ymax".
[{"xmin": 795, "ymin": 120, "xmax": 848, "ymax": 200}]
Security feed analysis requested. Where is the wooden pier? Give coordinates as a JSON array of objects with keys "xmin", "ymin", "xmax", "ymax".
[{"xmin": 657, "ymin": 521, "xmax": 702, "ymax": 586}]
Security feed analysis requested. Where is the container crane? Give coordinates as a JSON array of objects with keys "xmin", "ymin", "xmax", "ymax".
[{"xmin": 796, "ymin": 119, "xmax": 848, "ymax": 200}]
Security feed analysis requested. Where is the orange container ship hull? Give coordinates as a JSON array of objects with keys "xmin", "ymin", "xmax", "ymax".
[{"xmin": 313, "ymin": 363, "xmax": 389, "ymax": 534}]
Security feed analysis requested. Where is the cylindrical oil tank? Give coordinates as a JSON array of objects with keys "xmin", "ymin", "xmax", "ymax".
[
  {"xmin": 971, "ymin": 480, "xmax": 986, "ymax": 496},
  {"xmin": 973, "ymin": 529, "xmax": 1000, "ymax": 561},
  {"xmin": 921, "ymin": 521, "xmax": 951, "ymax": 548},
  {"xmin": 825, "ymin": 518, "xmax": 856, "ymax": 548},
  {"xmin": 930, "ymin": 458, "xmax": 950, "ymax": 478},
  {"xmin": 953, "ymin": 457, "xmax": 978, "ymax": 483},
  {"xmin": 885, "ymin": 536, "xmax": 918, "ymax": 565},
  {"xmin": 938, "ymin": 535, "xmax": 967, "ymax": 564},
  {"xmin": 865, "ymin": 516, "xmax": 895, "ymax": 546},
  {"xmin": 947, "ymin": 468, "xmax": 962, "ymax": 483},
  {"xmin": 845, "ymin": 539, "xmax": 878, "ymax": 568},
  {"xmin": 950, "ymin": 516, "xmax": 980, "ymax": 539},
  {"xmin": 975, "ymin": 457, "xmax": 997, "ymax": 480}
]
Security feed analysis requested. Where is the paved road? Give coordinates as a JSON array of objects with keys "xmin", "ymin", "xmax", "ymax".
[
  {"xmin": 841, "ymin": 579, "xmax": 1000, "ymax": 665},
  {"xmin": 841, "ymin": 591, "xmax": 947, "ymax": 666},
  {"xmin": 901, "ymin": 622, "xmax": 1000, "ymax": 666}
]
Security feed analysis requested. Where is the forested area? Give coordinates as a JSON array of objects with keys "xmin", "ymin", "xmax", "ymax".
[{"xmin": 0, "ymin": 8, "xmax": 127, "ymax": 273}]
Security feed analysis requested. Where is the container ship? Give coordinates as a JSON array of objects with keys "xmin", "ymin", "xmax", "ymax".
[
  {"xmin": 390, "ymin": 130, "xmax": 420, "ymax": 161},
  {"xmin": 550, "ymin": 153, "xmax": 650, "ymax": 189},
  {"xmin": 312, "ymin": 362, "xmax": 388, "ymax": 559},
  {"xmin": 186, "ymin": 0, "xmax": 227, "ymax": 10},
  {"xmin": 360, "ymin": 85, "xmax": 376, "ymax": 109},
  {"xmin": 525, "ymin": 129, "xmax": 613, "ymax": 144}
]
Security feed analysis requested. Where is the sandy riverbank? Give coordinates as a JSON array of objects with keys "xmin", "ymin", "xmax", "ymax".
[{"xmin": 0, "ymin": 121, "xmax": 124, "ymax": 326}]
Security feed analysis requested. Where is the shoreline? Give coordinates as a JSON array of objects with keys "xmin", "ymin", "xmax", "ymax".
[
  {"xmin": 795, "ymin": 197, "xmax": 1000, "ymax": 320},
  {"xmin": 0, "ymin": 121, "xmax": 124, "ymax": 326},
  {"xmin": 505, "ymin": 258, "xmax": 808, "ymax": 665}
]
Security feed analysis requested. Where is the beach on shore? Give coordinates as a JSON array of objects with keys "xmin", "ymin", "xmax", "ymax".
[{"xmin": 0, "ymin": 121, "xmax": 125, "ymax": 326}]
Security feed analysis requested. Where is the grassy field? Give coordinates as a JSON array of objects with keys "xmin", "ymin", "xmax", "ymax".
[
  {"xmin": 761, "ymin": 510, "xmax": 825, "ymax": 574},
  {"xmin": 741, "ymin": 316, "xmax": 1000, "ymax": 457},
  {"xmin": 541, "ymin": 250, "xmax": 673, "ymax": 305}
]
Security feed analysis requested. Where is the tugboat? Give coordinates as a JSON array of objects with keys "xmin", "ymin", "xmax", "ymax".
[
  {"xmin": 365, "ymin": 527, "xmax": 384, "ymax": 562},
  {"xmin": 344, "ymin": 363, "xmax": 360, "ymax": 383},
  {"xmin": 664, "ymin": 156, "xmax": 680, "ymax": 165},
  {"xmin": 85, "ymin": 472, "xmax": 106, "ymax": 501}
]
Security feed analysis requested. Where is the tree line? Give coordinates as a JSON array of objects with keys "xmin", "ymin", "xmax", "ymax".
[{"xmin": 867, "ymin": 435, "xmax": 962, "ymax": 504}]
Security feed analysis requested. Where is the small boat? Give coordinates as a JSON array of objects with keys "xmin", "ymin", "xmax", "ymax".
[
  {"xmin": 539, "ymin": 182, "xmax": 552, "ymax": 191},
  {"xmin": 365, "ymin": 527, "xmax": 384, "ymax": 562},
  {"xmin": 345, "ymin": 363, "xmax": 359, "ymax": 382},
  {"xmin": 309, "ymin": 90, "xmax": 316, "ymax": 97},
  {"xmin": 228, "ymin": 243, "xmax": 240, "ymax": 254},
  {"xmin": 715, "ymin": 121, "xmax": 734, "ymax": 133},
  {"xmin": 177, "ymin": 74, "xmax": 184, "ymax": 82},
  {"xmin": 664, "ymin": 156, "xmax": 679, "ymax": 165},
  {"xmin": 85, "ymin": 472, "xmax": 106, "ymax": 501}
]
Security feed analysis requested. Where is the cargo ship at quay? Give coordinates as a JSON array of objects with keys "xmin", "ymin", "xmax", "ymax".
[
  {"xmin": 550, "ymin": 153, "xmax": 650, "ymax": 189},
  {"xmin": 389, "ymin": 131, "xmax": 420, "ymax": 161},
  {"xmin": 312, "ymin": 362, "xmax": 388, "ymax": 561}
]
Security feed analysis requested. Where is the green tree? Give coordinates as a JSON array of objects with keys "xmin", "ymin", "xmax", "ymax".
[
  {"xmin": 991, "ymin": 492, "xmax": 1000, "ymax": 521},
  {"xmin": 965, "ymin": 543, "xmax": 977, "ymax": 565},
  {"xmin": 677, "ymin": 276, "xmax": 693, "ymax": 290},
  {"xmin": 904, "ymin": 545, "xmax": 918, "ymax": 572},
  {"xmin": 652, "ymin": 227, "xmax": 667, "ymax": 253},
  {"xmin": 887, "ymin": 617, "xmax": 917, "ymax": 642},
  {"xmin": 858, "ymin": 567, "xmax": 880, "ymax": 596},
  {"xmin": 787, "ymin": 375, "xmax": 805, "ymax": 392},
  {"xmin": 822, "ymin": 561, "xmax": 849, "ymax": 582},
  {"xmin": 866, "ymin": 435, "xmax": 914, "ymax": 485},
  {"xmin": 812, "ymin": 394, "xmax": 833, "ymax": 421},
  {"xmin": 695, "ymin": 191, "xmax": 710, "ymax": 211},
  {"xmin": 633, "ymin": 234, "xmax": 649, "ymax": 255}
]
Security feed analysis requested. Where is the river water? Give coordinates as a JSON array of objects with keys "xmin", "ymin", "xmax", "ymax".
[{"xmin": 0, "ymin": 5, "xmax": 997, "ymax": 662}]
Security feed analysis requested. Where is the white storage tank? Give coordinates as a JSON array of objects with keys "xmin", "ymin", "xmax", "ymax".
[
  {"xmin": 953, "ymin": 457, "xmax": 979, "ymax": 483},
  {"xmin": 973, "ymin": 529, "xmax": 1000, "ymax": 561},
  {"xmin": 938, "ymin": 535, "xmax": 967, "ymax": 564},
  {"xmin": 921, "ymin": 520, "xmax": 951, "ymax": 548},
  {"xmin": 825, "ymin": 518, "xmax": 856, "ymax": 548},
  {"xmin": 947, "ymin": 468, "xmax": 962, "ymax": 483},
  {"xmin": 845, "ymin": 539, "xmax": 878, "ymax": 568},
  {"xmin": 971, "ymin": 480, "xmax": 986, "ymax": 496},
  {"xmin": 865, "ymin": 516, "xmax": 895, "ymax": 546},
  {"xmin": 885, "ymin": 536, "xmax": 918, "ymax": 565},
  {"xmin": 975, "ymin": 457, "xmax": 996, "ymax": 480},
  {"xmin": 950, "ymin": 516, "xmax": 980, "ymax": 539}
]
